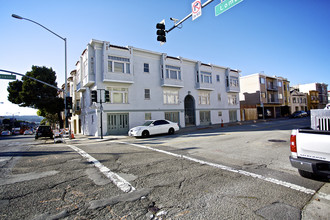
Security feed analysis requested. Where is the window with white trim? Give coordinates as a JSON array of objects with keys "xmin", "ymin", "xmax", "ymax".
[
  {"xmin": 199, "ymin": 91, "xmax": 210, "ymax": 105},
  {"xmin": 108, "ymin": 56, "xmax": 130, "ymax": 74},
  {"xmin": 108, "ymin": 87, "xmax": 128, "ymax": 104},
  {"xmin": 230, "ymin": 76, "xmax": 239, "ymax": 87},
  {"xmin": 201, "ymin": 71, "xmax": 212, "ymax": 84},
  {"xmin": 165, "ymin": 65, "xmax": 181, "ymax": 80},
  {"xmin": 228, "ymin": 94, "xmax": 238, "ymax": 105},
  {"xmin": 144, "ymin": 89, "xmax": 150, "ymax": 100},
  {"xmin": 144, "ymin": 63, "xmax": 149, "ymax": 73},
  {"xmin": 145, "ymin": 113, "xmax": 151, "ymax": 120},
  {"xmin": 163, "ymin": 89, "xmax": 179, "ymax": 104}
]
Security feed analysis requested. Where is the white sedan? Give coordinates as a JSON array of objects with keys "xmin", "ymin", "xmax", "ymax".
[{"xmin": 128, "ymin": 120, "xmax": 179, "ymax": 137}]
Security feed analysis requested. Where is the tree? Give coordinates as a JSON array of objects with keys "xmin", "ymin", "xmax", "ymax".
[{"xmin": 7, "ymin": 66, "xmax": 64, "ymax": 128}]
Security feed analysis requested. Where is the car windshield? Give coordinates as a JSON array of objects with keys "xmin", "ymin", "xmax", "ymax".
[{"xmin": 142, "ymin": 121, "xmax": 153, "ymax": 126}]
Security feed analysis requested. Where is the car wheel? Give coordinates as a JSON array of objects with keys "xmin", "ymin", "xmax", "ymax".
[
  {"xmin": 168, "ymin": 128, "xmax": 175, "ymax": 135},
  {"xmin": 142, "ymin": 130, "xmax": 149, "ymax": 138}
]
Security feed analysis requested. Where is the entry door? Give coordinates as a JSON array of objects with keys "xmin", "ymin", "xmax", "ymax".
[
  {"xmin": 107, "ymin": 113, "xmax": 129, "ymax": 135},
  {"xmin": 184, "ymin": 95, "xmax": 196, "ymax": 126}
]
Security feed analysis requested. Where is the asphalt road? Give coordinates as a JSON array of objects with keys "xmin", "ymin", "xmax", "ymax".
[{"xmin": 0, "ymin": 118, "xmax": 327, "ymax": 219}]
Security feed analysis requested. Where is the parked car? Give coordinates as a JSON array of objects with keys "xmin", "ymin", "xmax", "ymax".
[
  {"xmin": 12, "ymin": 128, "xmax": 21, "ymax": 135},
  {"xmin": 35, "ymin": 125, "xmax": 53, "ymax": 139},
  {"xmin": 128, "ymin": 120, "xmax": 179, "ymax": 138},
  {"xmin": 23, "ymin": 130, "xmax": 34, "ymax": 135},
  {"xmin": 289, "ymin": 111, "xmax": 308, "ymax": 118},
  {"xmin": 289, "ymin": 109, "xmax": 330, "ymax": 179},
  {"xmin": 1, "ymin": 130, "xmax": 12, "ymax": 136}
]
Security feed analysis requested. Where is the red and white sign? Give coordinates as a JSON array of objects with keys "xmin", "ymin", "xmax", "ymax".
[{"xmin": 192, "ymin": 0, "xmax": 202, "ymax": 21}]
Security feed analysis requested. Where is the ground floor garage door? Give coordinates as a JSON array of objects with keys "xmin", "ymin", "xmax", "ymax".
[{"xmin": 107, "ymin": 113, "xmax": 129, "ymax": 135}]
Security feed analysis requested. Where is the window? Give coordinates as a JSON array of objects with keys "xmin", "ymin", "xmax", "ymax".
[
  {"xmin": 261, "ymin": 92, "xmax": 266, "ymax": 98},
  {"xmin": 216, "ymin": 75, "xmax": 220, "ymax": 82},
  {"xmin": 278, "ymin": 81, "xmax": 282, "ymax": 87},
  {"xmin": 230, "ymin": 76, "xmax": 239, "ymax": 87},
  {"xmin": 278, "ymin": 94, "xmax": 283, "ymax": 99},
  {"xmin": 76, "ymin": 100, "xmax": 80, "ymax": 111},
  {"xmin": 293, "ymin": 97, "xmax": 296, "ymax": 103},
  {"xmin": 201, "ymin": 71, "xmax": 212, "ymax": 84},
  {"xmin": 108, "ymin": 87, "xmax": 128, "ymax": 104},
  {"xmin": 218, "ymin": 93, "xmax": 221, "ymax": 101},
  {"xmin": 165, "ymin": 112, "xmax": 179, "ymax": 123},
  {"xmin": 144, "ymin": 89, "xmax": 150, "ymax": 100},
  {"xmin": 199, "ymin": 91, "xmax": 210, "ymax": 105},
  {"xmin": 200, "ymin": 111, "xmax": 211, "ymax": 125},
  {"xmin": 108, "ymin": 56, "xmax": 130, "ymax": 74},
  {"xmin": 260, "ymin": 77, "xmax": 265, "ymax": 84},
  {"xmin": 165, "ymin": 65, "xmax": 181, "ymax": 80},
  {"xmin": 228, "ymin": 94, "xmax": 238, "ymax": 105},
  {"xmin": 153, "ymin": 120, "xmax": 169, "ymax": 126},
  {"xmin": 163, "ymin": 89, "xmax": 179, "ymax": 104},
  {"xmin": 145, "ymin": 113, "xmax": 151, "ymax": 120},
  {"xmin": 144, "ymin": 63, "xmax": 149, "ymax": 73}
]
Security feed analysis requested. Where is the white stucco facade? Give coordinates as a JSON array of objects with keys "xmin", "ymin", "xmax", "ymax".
[{"xmin": 70, "ymin": 39, "xmax": 241, "ymax": 136}]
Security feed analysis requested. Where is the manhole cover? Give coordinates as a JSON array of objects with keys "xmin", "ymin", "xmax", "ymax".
[{"xmin": 268, "ymin": 139, "xmax": 287, "ymax": 143}]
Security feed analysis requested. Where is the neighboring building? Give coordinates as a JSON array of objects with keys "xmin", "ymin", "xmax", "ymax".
[
  {"xmin": 290, "ymin": 89, "xmax": 307, "ymax": 113},
  {"xmin": 328, "ymin": 90, "xmax": 330, "ymax": 103},
  {"xmin": 70, "ymin": 39, "xmax": 241, "ymax": 136},
  {"xmin": 239, "ymin": 73, "xmax": 290, "ymax": 120},
  {"xmin": 307, "ymin": 90, "xmax": 319, "ymax": 110},
  {"xmin": 296, "ymin": 83, "xmax": 328, "ymax": 109}
]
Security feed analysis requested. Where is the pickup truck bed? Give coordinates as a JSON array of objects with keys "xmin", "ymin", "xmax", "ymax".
[{"xmin": 289, "ymin": 128, "xmax": 330, "ymax": 179}]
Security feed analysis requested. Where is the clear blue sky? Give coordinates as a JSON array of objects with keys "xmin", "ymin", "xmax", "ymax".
[{"xmin": 1, "ymin": 0, "xmax": 329, "ymax": 115}]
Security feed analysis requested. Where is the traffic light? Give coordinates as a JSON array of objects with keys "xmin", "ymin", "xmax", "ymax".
[
  {"xmin": 66, "ymin": 96, "xmax": 72, "ymax": 109},
  {"xmin": 91, "ymin": 90, "xmax": 97, "ymax": 103},
  {"xmin": 104, "ymin": 90, "xmax": 110, "ymax": 102},
  {"xmin": 156, "ymin": 20, "xmax": 166, "ymax": 43}
]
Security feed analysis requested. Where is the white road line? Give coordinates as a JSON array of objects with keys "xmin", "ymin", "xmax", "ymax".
[
  {"xmin": 67, "ymin": 145, "xmax": 135, "ymax": 193},
  {"xmin": 118, "ymin": 141, "xmax": 316, "ymax": 195}
]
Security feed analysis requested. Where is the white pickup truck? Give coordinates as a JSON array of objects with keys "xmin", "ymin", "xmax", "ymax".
[{"xmin": 289, "ymin": 109, "xmax": 330, "ymax": 179}]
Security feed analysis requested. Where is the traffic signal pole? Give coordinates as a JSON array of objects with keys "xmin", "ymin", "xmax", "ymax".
[
  {"xmin": 91, "ymin": 89, "xmax": 109, "ymax": 139},
  {"xmin": 97, "ymin": 89, "xmax": 105, "ymax": 139},
  {"xmin": 166, "ymin": 0, "xmax": 215, "ymax": 34}
]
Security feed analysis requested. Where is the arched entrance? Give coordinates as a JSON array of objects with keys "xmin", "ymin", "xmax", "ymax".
[{"xmin": 184, "ymin": 95, "xmax": 196, "ymax": 126}]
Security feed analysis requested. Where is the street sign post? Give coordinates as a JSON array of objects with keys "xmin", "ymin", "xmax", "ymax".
[
  {"xmin": 192, "ymin": 0, "xmax": 202, "ymax": 21},
  {"xmin": 215, "ymin": 0, "xmax": 243, "ymax": 16},
  {"xmin": 0, "ymin": 74, "xmax": 16, "ymax": 80}
]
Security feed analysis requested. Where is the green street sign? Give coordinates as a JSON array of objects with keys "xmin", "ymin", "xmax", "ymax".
[
  {"xmin": 0, "ymin": 74, "xmax": 16, "ymax": 80},
  {"xmin": 215, "ymin": 0, "xmax": 243, "ymax": 16}
]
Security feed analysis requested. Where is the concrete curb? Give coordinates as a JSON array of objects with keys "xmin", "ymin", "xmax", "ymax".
[{"xmin": 302, "ymin": 183, "xmax": 330, "ymax": 220}]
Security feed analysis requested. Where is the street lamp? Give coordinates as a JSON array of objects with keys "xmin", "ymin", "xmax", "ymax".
[{"xmin": 12, "ymin": 14, "xmax": 68, "ymax": 128}]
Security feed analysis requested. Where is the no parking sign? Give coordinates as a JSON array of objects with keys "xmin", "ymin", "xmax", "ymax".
[{"xmin": 192, "ymin": 0, "xmax": 202, "ymax": 21}]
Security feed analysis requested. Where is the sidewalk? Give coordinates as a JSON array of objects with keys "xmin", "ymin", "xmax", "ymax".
[{"xmin": 302, "ymin": 183, "xmax": 330, "ymax": 220}]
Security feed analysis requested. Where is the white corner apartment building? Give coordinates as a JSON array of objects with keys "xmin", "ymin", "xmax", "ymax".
[{"xmin": 70, "ymin": 39, "xmax": 241, "ymax": 136}]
